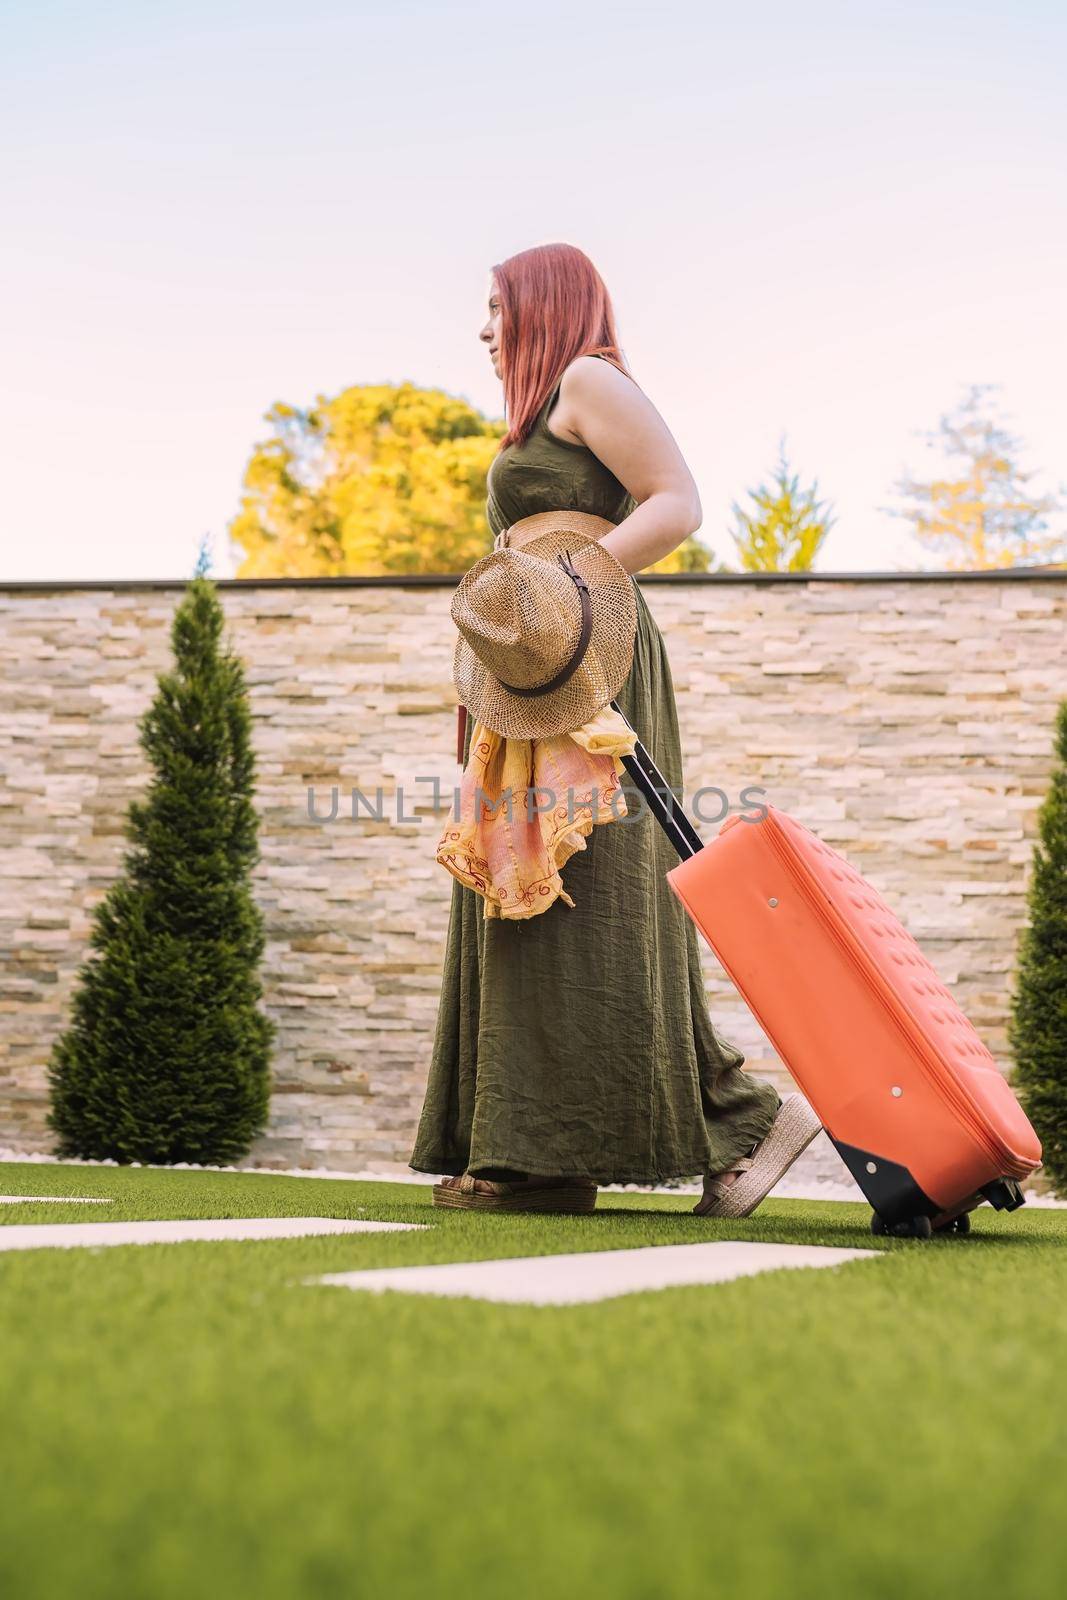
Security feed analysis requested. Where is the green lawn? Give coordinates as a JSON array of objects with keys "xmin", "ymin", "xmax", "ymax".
[{"xmin": 1, "ymin": 1161, "xmax": 1064, "ymax": 1600}]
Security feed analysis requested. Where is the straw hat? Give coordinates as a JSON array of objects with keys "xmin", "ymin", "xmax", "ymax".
[{"xmin": 451, "ymin": 510, "xmax": 638, "ymax": 740}]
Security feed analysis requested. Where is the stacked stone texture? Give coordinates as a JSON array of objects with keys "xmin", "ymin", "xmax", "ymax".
[{"xmin": 0, "ymin": 575, "xmax": 1062, "ymax": 1175}]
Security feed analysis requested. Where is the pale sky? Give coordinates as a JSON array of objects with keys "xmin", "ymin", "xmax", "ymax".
[{"xmin": 2, "ymin": 0, "xmax": 1065, "ymax": 580}]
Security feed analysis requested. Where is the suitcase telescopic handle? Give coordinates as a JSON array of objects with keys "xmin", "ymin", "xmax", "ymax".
[{"xmin": 608, "ymin": 699, "xmax": 704, "ymax": 863}]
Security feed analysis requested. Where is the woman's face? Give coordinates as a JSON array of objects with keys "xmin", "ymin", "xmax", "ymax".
[{"xmin": 480, "ymin": 277, "xmax": 502, "ymax": 380}]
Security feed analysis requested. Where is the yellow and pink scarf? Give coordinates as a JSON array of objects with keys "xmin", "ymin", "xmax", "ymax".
[{"xmin": 436, "ymin": 704, "xmax": 638, "ymax": 920}]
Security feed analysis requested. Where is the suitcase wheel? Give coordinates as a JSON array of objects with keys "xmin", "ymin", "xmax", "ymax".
[
  {"xmin": 870, "ymin": 1211, "xmax": 933, "ymax": 1240},
  {"xmin": 871, "ymin": 1208, "xmax": 974, "ymax": 1238}
]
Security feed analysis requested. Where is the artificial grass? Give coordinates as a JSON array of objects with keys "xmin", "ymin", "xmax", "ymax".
[{"xmin": 1, "ymin": 1161, "xmax": 1064, "ymax": 1600}]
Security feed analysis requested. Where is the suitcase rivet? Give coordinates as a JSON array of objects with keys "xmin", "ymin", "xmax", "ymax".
[
  {"xmin": 768, "ymin": 897, "xmax": 778, "ymax": 908},
  {"xmin": 891, "ymin": 1086, "xmax": 903, "ymax": 1097},
  {"xmin": 866, "ymin": 1161, "xmax": 878, "ymax": 1174}
]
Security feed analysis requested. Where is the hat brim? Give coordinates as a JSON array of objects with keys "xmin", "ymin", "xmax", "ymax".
[
  {"xmin": 452, "ymin": 526, "xmax": 638, "ymax": 741},
  {"xmin": 500, "ymin": 510, "xmax": 619, "ymax": 551}
]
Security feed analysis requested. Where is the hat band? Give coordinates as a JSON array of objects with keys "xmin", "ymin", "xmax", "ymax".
[{"xmin": 495, "ymin": 552, "xmax": 593, "ymax": 698}]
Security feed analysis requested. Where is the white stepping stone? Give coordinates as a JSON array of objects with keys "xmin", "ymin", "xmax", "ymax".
[
  {"xmin": 0, "ymin": 1216, "xmax": 427, "ymax": 1252},
  {"xmin": 0, "ymin": 1195, "xmax": 112, "ymax": 1205},
  {"xmin": 308, "ymin": 1240, "xmax": 879, "ymax": 1306}
]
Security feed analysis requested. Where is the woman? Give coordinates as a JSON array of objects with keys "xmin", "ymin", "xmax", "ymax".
[{"xmin": 409, "ymin": 242, "xmax": 820, "ymax": 1214}]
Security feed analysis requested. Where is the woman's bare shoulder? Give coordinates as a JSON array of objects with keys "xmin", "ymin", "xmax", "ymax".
[
  {"xmin": 564, "ymin": 353, "xmax": 640, "ymax": 388},
  {"xmin": 550, "ymin": 355, "xmax": 644, "ymax": 444}
]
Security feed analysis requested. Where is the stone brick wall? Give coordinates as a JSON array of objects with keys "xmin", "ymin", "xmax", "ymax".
[{"xmin": 1, "ymin": 572, "xmax": 1063, "ymax": 1173}]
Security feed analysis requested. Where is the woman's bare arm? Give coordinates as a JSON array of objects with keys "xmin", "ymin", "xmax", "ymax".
[{"xmin": 553, "ymin": 355, "xmax": 703, "ymax": 574}]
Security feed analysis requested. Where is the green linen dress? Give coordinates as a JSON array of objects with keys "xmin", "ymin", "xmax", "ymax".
[{"xmin": 409, "ymin": 358, "xmax": 781, "ymax": 1184}]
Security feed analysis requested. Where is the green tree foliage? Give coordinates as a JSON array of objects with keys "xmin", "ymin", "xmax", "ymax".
[
  {"xmin": 886, "ymin": 384, "xmax": 1066, "ymax": 570},
  {"xmin": 47, "ymin": 579, "xmax": 274, "ymax": 1164},
  {"xmin": 728, "ymin": 438, "xmax": 835, "ymax": 571},
  {"xmin": 1007, "ymin": 700, "xmax": 1067, "ymax": 1194},
  {"xmin": 228, "ymin": 383, "xmax": 506, "ymax": 577}
]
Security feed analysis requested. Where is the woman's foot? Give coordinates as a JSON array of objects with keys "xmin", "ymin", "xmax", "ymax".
[
  {"xmin": 436, "ymin": 1167, "xmax": 529, "ymax": 1191},
  {"xmin": 693, "ymin": 1155, "xmax": 753, "ymax": 1216},
  {"xmin": 433, "ymin": 1170, "xmax": 598, "ymax": 1213},
  {"xmin": 693, "ymin": 1094, "xmax": 822, "ymax": 1218}
]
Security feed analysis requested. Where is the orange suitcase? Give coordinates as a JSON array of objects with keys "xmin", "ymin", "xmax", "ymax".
[{"xmin": 611, "ymin": 702, "xmax": 1043, "ymax": 1238}]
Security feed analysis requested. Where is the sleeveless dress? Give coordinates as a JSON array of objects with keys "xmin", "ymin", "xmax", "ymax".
[{"xmin": 409, "ymin": 358, "xmax": 781, "ymax": 1184}]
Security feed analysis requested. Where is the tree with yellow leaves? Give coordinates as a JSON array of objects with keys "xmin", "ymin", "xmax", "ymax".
[
  {"xmin": 727, "ymin": 437, "xmax": 836, "ymax": 572},
  {"xmin": 886, "ymin": 384, "xmax": 1065, "ymax": 570},
  {"xmin": 644, "ymin": 533, "xmax": 716, "ymax": 573},
  {"xmin": 228, "ymin": 383, "xmax": 506, "ymax": 577}
]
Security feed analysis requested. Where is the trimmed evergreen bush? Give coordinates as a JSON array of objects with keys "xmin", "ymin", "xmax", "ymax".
[
  {"xmin": 48, "ymin": 577, "xmax": 274, "ymax": 1163},
  {"xmin": 1008, "ymin": 699, "xmax": 1067, "ymax": 1194}
]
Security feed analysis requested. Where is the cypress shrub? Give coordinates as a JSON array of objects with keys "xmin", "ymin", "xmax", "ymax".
[
  {"xmin": 1007, "ymin": 699, "xmax": 1067, "ymax": 1194},
  {"xmin": 47, "ymin": 577, "xmax": 274, "ymax": 1163}
]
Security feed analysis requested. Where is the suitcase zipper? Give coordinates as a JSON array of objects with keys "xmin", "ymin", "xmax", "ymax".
[{"xmin": 760, "ymin": 812, "xmax": 1034, "ymax": 1178}]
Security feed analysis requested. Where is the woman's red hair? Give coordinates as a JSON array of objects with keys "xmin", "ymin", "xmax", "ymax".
[{"xmin": 490, "ymin": 243, "xmax": 635, "ymax": 452}]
